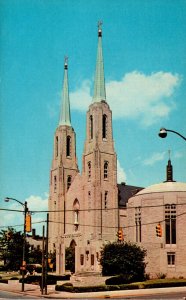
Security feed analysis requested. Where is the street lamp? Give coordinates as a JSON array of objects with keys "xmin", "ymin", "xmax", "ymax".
[
  {"xmin": 159, "ymin": 128, "xmax": 186, "ymax": 141},
  {"xmin": 4, "ymin": 197, "xmax": 28, "ymax": 292}
]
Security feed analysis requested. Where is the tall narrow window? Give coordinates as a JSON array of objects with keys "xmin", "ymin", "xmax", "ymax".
[
  {"xmin": 88, "ymin": 191, "xmax": 91, "ymax": 211},
  {"xmin": 104, "ymin": 161, "xmax": 108, "ymax": 179},
  {"xmin": 73, "ymin": 199, "xmax": 80, "ymax": 231},
  {"xmin": 135, "ymin": 207, "xmax": 141, "ymax": 242},
  {"xmin": 66, "ymin": 136, "xmax": 71, "ymax": 157},
  {"xmin": 88, "ymin": 161, "xmax": 91, "ymax": 180},
  {"xmin": 91, "ymin": 254, "xmax": 94, "ymax": 266},
  {"xmin": 67, "ymin": 176, "xmax": 72, "ymax": 190},
  {"xmin": 102, "ymin": 114, "xmax": 107, "ymax": 139},
  {"xmin": 54, "ymin": 176, "xmax": 57, "ymax": 192},
  {"xmin": 55, "ymin": 136, "xmax": 58, "ymax": 157},
  {"xmin": 104, "ymin": 191, "xmax": 108, "ymax": 209},
  {"xmin": 90, "ymin": 115, "xmax": 93, "ymax": 140},
  {"xmin": 80, "ymin": 254, "xmax": 84, "ymax": 265},
  {"xmin": 165, "ymin": 204, "xmax": 176, "ymax": 244}
]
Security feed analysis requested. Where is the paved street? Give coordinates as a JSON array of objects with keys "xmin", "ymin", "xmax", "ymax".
[
  {"xmin": 0, "ymin": 282, "xmax": 186, "ymax": 299},
  {"xmin": 0, "ymin": 290, "xmax": 38, "ymax": 299}
]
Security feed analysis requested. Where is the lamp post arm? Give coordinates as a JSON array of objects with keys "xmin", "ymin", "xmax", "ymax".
[
  {"xmin": 166, "ymin": 129, "xmax": 186, "ymax": 141},
  {"xmin": 5, "ymin": 197, "xmax": 25, "ymax": 208}
]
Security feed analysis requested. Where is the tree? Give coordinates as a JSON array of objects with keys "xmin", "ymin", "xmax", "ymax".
[
  {"xmin": 100, "ymin": 241, "xmax": 147, "ymax": 282},
  {"xmin": 0, "ymin": 227, "xmax": 30, "ymax": 270},
  {"xmin": 28, "ymin": 247, "xmax": 42, "ymax": 264}
]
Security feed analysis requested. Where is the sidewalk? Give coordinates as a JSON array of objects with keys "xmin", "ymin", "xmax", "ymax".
[{"xmin": 0, "ymin": 282, "xmax": 186, "ymax": 299}]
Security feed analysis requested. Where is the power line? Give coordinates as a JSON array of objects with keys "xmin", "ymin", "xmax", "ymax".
[
  {"xmin": 1, "ymin": 211, "xmax": 186, "ymax": 232},
  {"xmin": 1, "ymin": 201, "xmax": 186, "ymax": 213}
]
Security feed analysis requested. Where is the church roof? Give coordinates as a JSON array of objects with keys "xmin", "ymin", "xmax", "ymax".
[
  {"xmin": 135, "ymin": 159, "xmax": 186, "ymax": 196},
  {"xmin": 92, "ymin": 21, "xmax": 106, "ymax": 103},
  {"xmin": 136, "ymin": 181, "xmax": 186, "ymax": 196},
  {"xmin": 118, "ymin": 183, "xmax": 144, "ymax": 207},
  {"xmin": 59, "ymin": 57, "xmax": 71, "ymax": 126}
]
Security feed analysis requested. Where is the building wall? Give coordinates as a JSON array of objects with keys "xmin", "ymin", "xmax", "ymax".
[{"xmin": 127, "ymin": 190, "xmax": 186, "ymax": 278}]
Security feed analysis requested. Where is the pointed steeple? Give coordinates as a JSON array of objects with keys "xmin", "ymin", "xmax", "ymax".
[
  {"xmin": 59, "ymin": 57, "xmax": 71, "ymax": 126},
  {"xmin": 166, "ymin": 150, "xmax": 174, "ymax": 182},
  {"xmin": 92, "ymin": 21, "xmax": 106, "ymax": 103}
]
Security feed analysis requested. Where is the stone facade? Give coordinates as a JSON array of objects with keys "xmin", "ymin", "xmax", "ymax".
[
  {"xmin": 127, "ymin": 179, "xmax": 186, "ymax": 278},
  {"xmin": 48, "ymin": 25, "xmax": 186, "ymax": 278}
]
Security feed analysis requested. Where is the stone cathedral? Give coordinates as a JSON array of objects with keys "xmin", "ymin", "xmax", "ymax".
[
  {"xmin": 48, "ymin": 24, "xmax": 186, "ymax": 278},
  {"xmin": 48, "ymin": 23, "xmax": 119, "ymax": 274}
]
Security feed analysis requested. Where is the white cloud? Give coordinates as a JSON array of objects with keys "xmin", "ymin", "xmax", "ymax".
[
  {"xmin": 117, "ymin": 160, "xmax": 127, "ymax": 183},
  {"xmin": 25, "ymin": 194, "xmax": 48, "ymax": 211},
  {"xmin": 70, "ymin": 80, "xmax": 92, "ymax": 112},
  {"xmin": 174, "ymin": 150, "xmax": 185, "ymax": 159},
  {"xmin": 70, "ymin": 71, "xmax": 181, "ymax": 126},
  {"xmin": 1, "ymin": 194, "xmax": 48, "ymax": 235},
  {"xmin": 143, "ymin": 151, "xmax": 166, "ymax": 166}
]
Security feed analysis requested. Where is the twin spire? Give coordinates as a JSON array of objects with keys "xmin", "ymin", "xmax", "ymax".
[
  {"xmin": 59, "ymin": 57, "xmax": 71, "ymax": 126},
  {"xmin": 92, "ymin": 21, "xmax": 106, "ymax": 102},
  {"xmin": 59, "ymin": 22, "xmax": 106, "ymax": 127}
]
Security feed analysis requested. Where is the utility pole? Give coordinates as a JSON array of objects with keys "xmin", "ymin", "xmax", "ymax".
[
  {"xmin": 45, "ymin": 213, "xmax": 49, "ymax": 295},
  {"xmin": 41, "ymin": 225, "xmax": 45, "ymax": 295}
]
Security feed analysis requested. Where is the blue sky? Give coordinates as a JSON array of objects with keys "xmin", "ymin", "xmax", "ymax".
[{"xmin": 1, "ymin": 0, "xmax": 186, "ymax": 233}]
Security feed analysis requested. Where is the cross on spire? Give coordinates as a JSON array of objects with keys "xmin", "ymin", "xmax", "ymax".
[
  {"xmin": 98, "ymin": 20, "xmax": 103, "ymax": 36},
  {"xmin": 168, "ymin": 149, "xmax": 171, "ymax": 160},
  {"xmin": 93, "ymin": 21, "xmax": 106, "ymax": 102},
  {"xmin": 59, "ymin": 56, "xmax": 71, "ymax": 126},
  {"xmin": 64, "ymin": 56, "xmax": 68, "ymax": 69}
]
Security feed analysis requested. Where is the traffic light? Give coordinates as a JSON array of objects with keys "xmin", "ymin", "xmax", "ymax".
[
  {"xmin": 156, "ymin": 223, "xmax": 162, "ymax": 237},
  {"xmin": 25, "ymin": 213, "xmax": 32, "ymax": 232},
  {"xmin": 117, "ymin": 228, "xmax": 124, "ymax": 241}
]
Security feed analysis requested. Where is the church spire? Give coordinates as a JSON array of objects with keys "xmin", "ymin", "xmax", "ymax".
[
  {"xmin": 92, "ymin": 21, "xmax": 106, "ymax": 103},
  {"xmin": 166, "ymin": 150, "xmax": 174, "ymax": 182},
  {"xmin": 59, "ymin": 57, "xmax": 71, "ymax": 126}
]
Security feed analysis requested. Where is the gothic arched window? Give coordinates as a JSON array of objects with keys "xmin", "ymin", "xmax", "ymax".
[
  {"xmin": 165, "ymin": 204, "xmax": 176, "ymax": 244},
  {"xmin": 67, "ymin": 176, "xmax": 72, "ymax": 190},
  {"xmin": 55, "ymin": 136, "xmax": 58, "ymax": 157},
  {"xmin": 88, "ymin": 161, "xmax": 91, "ymax": 180},
  {"xmin": 104, "ymin": 161, "xmax": 108, "ymax": 179},
  {"xmin": 73, "ymin": 199, "xmax": 80, "ymax": 231},
  {"xmin": 66, "ymin": 135, "xmax": 71, "ymax": 157},
  {"xmin": 90, "ymin": 115, "xmax": 93, "ymax": 140},
  {"xmin": 102, "ymin": 114, "xmax": 107, "ymax": 139},
  {"xmin": 54, "ymin": 175, "xmax": 57, "ymax": 192}
]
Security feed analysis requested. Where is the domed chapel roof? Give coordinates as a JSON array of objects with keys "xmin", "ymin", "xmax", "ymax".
[
  {"xmin": 136, "ymin": 181, "xmax": 186, "ymax": 196},
  {"xmin": 136, "ymin": 158, "xmax": 186, "ymax": 196}
]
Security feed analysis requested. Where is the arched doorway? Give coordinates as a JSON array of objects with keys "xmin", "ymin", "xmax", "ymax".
[{"xmin": 65, "ymin": 239, "xmax": 76, "ymax": 273}]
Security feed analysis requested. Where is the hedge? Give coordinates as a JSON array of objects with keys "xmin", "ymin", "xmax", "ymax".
[
  {"xmin": 55, "ymin": 279, "xmax": 186, "ymax": 293},
  {"xmin": 19, "ymin": 274, "xmax": 71, "ymax": 285},
  {"xmin": 105, "ymin": 274, "xmax": 133, "ymax": 285}
]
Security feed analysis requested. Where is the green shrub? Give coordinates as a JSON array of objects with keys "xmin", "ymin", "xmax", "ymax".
[
  {"xmin": 100, "ymin": 241, "xmax": 146, "ymax": 282},
  {"xmin": 144, "ymin": 280, "xmax": 186, "ymax": 289},
  {"xmin": 120, "ymin": 283, "xmax": 140, "ymax": 290},
  {"xmin": 156, "ymin": 272, "xmax": 166, "ymax": 279},
  {"xmin": 20, "ymin": 274, "xmax": 71, "ymax": 285},
  {"xmin": 20, "ymin": 275, "xmax": 40, "ymax": 284},
  {"xmin": 73, "ymin": 285, "xmax": 107, "ymax": 293},
  {"xmin": 56, "ymin": 284, "xmax": 74, "ymax": 292},
  {"xmin": 61, "ymin": 282, "xmax": 73, "ymax": 287},
  {"xmin": 105, "ymin": 274, "xmax": 133, "ymax": 285},
  {"xmin": 0, "ymin": 279, "xmax": 8, "ymax": 284}
]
